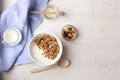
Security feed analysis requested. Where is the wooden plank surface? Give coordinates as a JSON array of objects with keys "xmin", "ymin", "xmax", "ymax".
[{"xmin": 1, "ymin": 0, "xmax": 120, "ymax": 80}]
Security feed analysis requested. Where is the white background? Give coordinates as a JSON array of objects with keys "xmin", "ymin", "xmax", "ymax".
[{"xmin": 1, "ymin": 0, "xmax": 120, "ymax": 80}]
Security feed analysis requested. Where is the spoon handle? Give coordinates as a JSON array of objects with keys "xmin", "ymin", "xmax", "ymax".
[
  {"xmin": 30, "ymin": 11, "xmax": 57, "ymax": 14},
  {"xmin": 31, "ymin": 64, "xmax": 57, "ymax": 74},
  {"xmin": 30, "ymin": 11, "xmax": 65, "ymax": 16}
]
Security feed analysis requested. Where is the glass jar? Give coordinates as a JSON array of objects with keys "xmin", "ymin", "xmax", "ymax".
[{"xmin": 0, "ymin": 28, "xmax": 22, "ymax": 46}]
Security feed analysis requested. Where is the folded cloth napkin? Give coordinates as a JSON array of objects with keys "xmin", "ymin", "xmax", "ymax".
[{"xmin": 0, "ymin": 0, "xmax": 48, "ymax": 73}]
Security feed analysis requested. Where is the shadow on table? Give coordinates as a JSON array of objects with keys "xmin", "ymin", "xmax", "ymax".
[
  {"xmin": 0, "ymin": 73, "xmax": 4, "ymax": 80},
  {"xmin": 60, "ymin": 44, "xmax": 70, "ymax": 60},
  {"xmin": 0, "ymin": 0, "xmax": 4, "ymax": 14}
]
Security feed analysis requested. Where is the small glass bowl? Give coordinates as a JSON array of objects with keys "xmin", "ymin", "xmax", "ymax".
[
  {"xmin": 43, "ymin": 4, "xmax": 59, "ymax": 19},
  {"xmin": 1, "ymin": 28, "xmax": 22, "ymax": 46},
  {"xmin": 61, "ymin": 25, "xmax": 78, "ymax": 41}
]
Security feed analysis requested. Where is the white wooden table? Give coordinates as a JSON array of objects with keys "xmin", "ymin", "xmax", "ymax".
[{"xmin": 1, "ymin": 0, "xmax": 120, "ymax": 80}]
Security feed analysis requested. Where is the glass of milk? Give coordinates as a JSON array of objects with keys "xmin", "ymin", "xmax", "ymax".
[{"xmin": 2, "ymin": 28, "xmax": 22, "ymax": 46}]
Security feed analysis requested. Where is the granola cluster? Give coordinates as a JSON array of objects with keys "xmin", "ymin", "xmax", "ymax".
[{"xmin": 34, "ymin": 34, "xmax": 60, "ymax": 60}]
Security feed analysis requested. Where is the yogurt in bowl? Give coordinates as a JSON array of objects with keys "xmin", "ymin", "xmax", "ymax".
[
  {"xmin": 29, "ymin": 33, "xmax": 63, "ymax": 66},
  {"xmin": 3, "ymin": 28, "xmax": 22, "ymax": 45}
]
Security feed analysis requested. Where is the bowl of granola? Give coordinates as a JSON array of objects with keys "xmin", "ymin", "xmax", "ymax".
[
  {"xmin": 29, "ymin": 33, "xmax": 62, "ymax": 66},
  {"xmin": 62, "ymin": 25, "xmax": 78, "ymax": 40}
]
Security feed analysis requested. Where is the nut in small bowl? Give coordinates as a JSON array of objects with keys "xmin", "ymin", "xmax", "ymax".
[{"xmin": 62, "ymin": 25, "xmax": 78, "ymax": 40}]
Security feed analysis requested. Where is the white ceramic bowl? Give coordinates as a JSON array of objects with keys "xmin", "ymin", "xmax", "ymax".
[{"xmin": 29, "ymin": 33, "xmax": 63, "ymax": 66}]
